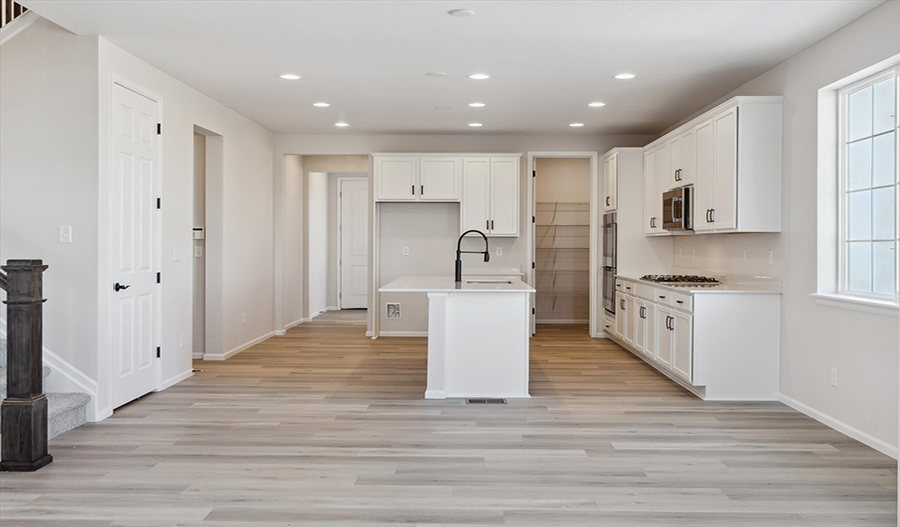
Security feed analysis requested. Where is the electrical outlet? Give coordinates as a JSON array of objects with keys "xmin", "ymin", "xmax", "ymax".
[
  {"xmin": 742, "ymin": 249, "xmax": 747, "ymax": 262},
  {"xmin": 386, "ymin": 303, "xmax": 401, "ymax": 319},
  {"xmin": 830, "ymin": 368, "xmax": 838, "ymax": 387},
  {"xmin": 180, "ymin": 335, "xmax": 185, "ymax": 349},
  {"xmin": 678, "ymin": 247, "xmax": 683, "ymax": 258},
  {"xmin": 242, "ymin": 313, "xmax": 247, "ymax": 325},
  {"xmin": 402, "ymin": 247, "xmax": 409, "ymax": 256},
  {"xmin": 58, "ymin": 226, "xmax": 72, "ymax": 243},
  {"xmin": 496, "ymin": 247, "xmax": 503, "ymax": 256},
  {"xmin": 768, "ymin": 250, "xmax": 774, "ymax": 264},
  {"xmin": 691, "ymin": 248, "xmax": 696, "ymax": 260}
]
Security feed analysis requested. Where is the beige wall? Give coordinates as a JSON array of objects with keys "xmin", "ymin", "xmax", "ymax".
[{"xmin": 671, "ymin": 1, "xmax": 900, "ymax": 454}]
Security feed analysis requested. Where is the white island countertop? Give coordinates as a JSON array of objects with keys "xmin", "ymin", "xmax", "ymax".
[{"xmin": 379, "ymin": 276, "xmax": 535, "ymax": 293}]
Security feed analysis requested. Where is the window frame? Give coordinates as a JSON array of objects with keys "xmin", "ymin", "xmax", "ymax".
[{"xmin": 836, "ymin": 67, "xmax": 900, "ymax": 303}]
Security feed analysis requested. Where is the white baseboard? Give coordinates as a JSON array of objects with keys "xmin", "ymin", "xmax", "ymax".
[
  {"xmin": 365, "ymin": 330, "xmax": 374, "ymax": 338},
  {"xmin": 159, "ymin": 369, "xmax": 193, "ymax": 390},
  {"xmin": 203, "ymin": 331, "xmax": 274, "ymax": 361},
  {"xmin": 778, "ymin": 393, "xmax": 898, "ymax": 459},
  {"xmin": 275, "ymin": 317, "xmax": 305, "ymax": 336},
  {"xmin": 192, "ymin": 351, "xmax": 204, "ymax": 360},
  {"xmin": 326, "ymin": 306, "xmax": 340, "ymax": 311},
  {"xmin": 1, "ymin": 321, "xmax": 101, "ymax": 421},
  {"xmin": 378, "ymin": 331, "xmax": 428, "ymax": 337},
  {"xmin": 424, "ymin": 390, "xmax": 446, "ymax": 399},
  {"xmin": 0, "ymin": 11, "xmax": 40, "ymax": 46}
]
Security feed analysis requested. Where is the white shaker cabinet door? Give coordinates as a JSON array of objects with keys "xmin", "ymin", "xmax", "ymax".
[
  {"xmin": 643, "ymin": 148, "xmax": 659, "ymax": 235},
  {"xmin": 693, "ymin": 119, "xmax": 716, "ymax": 232},
  {"xmin": 376, "ymin": 157, "xmax": 418, "ymax": 201},
  {"xmin": 419, "ymin": 157, "xmax": 461, "ymax": 201},
  {"xmin": 655, "ymin": 305, "xmax": 673, "ymax": 369},
  {"xmin": 671, "ymin": 309, "xmax": 693, "ymax": 382},
  {"xmin": 604, "ymin": 153, "xmax": 617, "ymax": 211},
  {"xmin": 461, "ymin": 158, "xmax": 491, "ymax": 233},
  {"xmin": 712, "ymin": 107, "xmax": 738, "ymax": 231},
  {"xmin": 489, "ymin": 157, "xmax": 520, "ymax": 236}
]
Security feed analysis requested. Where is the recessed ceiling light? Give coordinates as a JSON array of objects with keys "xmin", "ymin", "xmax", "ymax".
[
  {"xmin": 569, "ymin": 123, "xmax": 584, "ymax": 127},
  {"xmin": 448, "ymin": 8, "xmax": 475, "ymax": 17},
  {"xmin": 335, "ymin": 122, "xmax": 350, "ymax": 127},
  {"xmin": 588, "ymin": 102, "xmax": 606, "ymax": 107},
  {"xmin": 468, "ymin": 102, "xmax": 486, "ymax": 107},
  {"xmin": 312, "ymin": 102, "xmax": 330, "ymax": 107},
  {"xmin": 468, "ymin": 123, "xmax": 483, "ymax": 127},
  {"xmin": 279, "ymin": 73, "xmax": 301, "ymax": 80},
  {"xmin": 468, "ymin": 73, "xmax": 490, "ymax": 80},
  {"xmin": 614, "ymin": 73, "xmax": 635, "ymax": 80},
  {"xmin": 427, "ymin": 72, "xmax": 447, "ymax": 77}
]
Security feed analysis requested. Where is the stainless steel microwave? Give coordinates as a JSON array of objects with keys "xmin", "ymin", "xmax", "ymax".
[{"xmin": 662, "ymin": 186, "xmax": 693, "ymax": 231}]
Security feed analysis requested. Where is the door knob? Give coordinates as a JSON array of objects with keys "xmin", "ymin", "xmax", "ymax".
[{"xmin": 114, "ymin": 282, "xmax": 131, "ymax": 292}]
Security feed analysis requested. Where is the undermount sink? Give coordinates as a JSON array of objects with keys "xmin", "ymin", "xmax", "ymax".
[{"xmin": 466, "ymin": 279, "xmax": 512, "ymax": 284}]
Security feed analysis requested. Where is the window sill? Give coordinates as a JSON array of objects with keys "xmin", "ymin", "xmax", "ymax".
[{"xmin": 810, "ymin": 293, "xmax": 899, "ymax": 317}]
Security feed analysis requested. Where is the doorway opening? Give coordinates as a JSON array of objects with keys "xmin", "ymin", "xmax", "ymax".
[
  {"xmin": 193, "ymin": 125, "xmax": 223, "ymax": 361},
  {"xmin": 192, "ymin": 132, "xmax": 206, "ymax": 359},
  {"xmin": 527, "ymin": 153, "xmax": 600, "ymax": 337}
]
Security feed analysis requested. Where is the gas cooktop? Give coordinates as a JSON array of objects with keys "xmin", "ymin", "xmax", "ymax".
[{"xmin": 641, "ymin": 274, "xmax": 721, "ymax": 285}]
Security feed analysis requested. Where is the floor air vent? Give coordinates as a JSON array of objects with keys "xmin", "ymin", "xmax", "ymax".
[{"xmin": 466, "ymin": 398, "xmax": 507, "ymax": 404}]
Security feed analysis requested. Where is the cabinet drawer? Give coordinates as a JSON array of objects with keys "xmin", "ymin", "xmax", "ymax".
[
  {"xmin": 621, "ymin": 281, "xmax": 635, "ymax": 295},
  {"xmin": 615, "ymin": 279, "xmax": 624, "ymax": 292},
  {"xmin": 654, "ymin": 289, "xmax": 672, "ymax": 305},
  {"xmin": 636, "ymin": 284, "xmax": 655, "ymax": 301},
  {"xmin": 671, "ymin": 292, "xmax": 693, "ymax": 312}
]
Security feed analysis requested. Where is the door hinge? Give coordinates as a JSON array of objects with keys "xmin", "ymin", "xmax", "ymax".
[
  {"xmin": 156, "ymin": 272, "xmax": 161, "ymax": 284},
  {"xmin": 156, "ymin": 346, "xmax": 161, "ymax": 358},
  {"xmin": 532, "ymin": 170, "xmax": 536, "ymax": 178},
  {"xmin": 532, "ymin": 262, "xmax": 535, "ymax": 269},
  {"xmin": 532, "ymin": 307, "xmax": 535, "ymax": 315},
  {"xmin": 156, "ymin": 197, "xmax": 161, "ymax": 209},
  {"xmin": 339, "ymin": 293, "xmax": 342, "ymax": 299},
  {"xmin": 532, "ymin": 216, "xmax": 535, "ymax": 224},
  {"xmin": 157, "ymin": 123, "xmax": 162, "ymax": 135}
]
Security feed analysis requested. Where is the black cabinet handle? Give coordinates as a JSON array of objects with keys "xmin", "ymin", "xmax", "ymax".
[
  {"xmin": 606, "ymin": 196, "xmax": 610, "ymax": 206},
  {"xmin": 114, "ymin": 282, "xmax": 131, "ymax": 292},
  {"xmin": 486, "ymin": 220, "xmax": 489, "ymax": 230},
  {"xmin": 412, "ymin": 185, "xmax": 415, "ymax": 196},
  {"xmin": 491, "ymin": 220, "xmax": 494, "ymax": 230},
  {"xmin": 420, "ymin": 184, "xmax": 424, "ymax": 195},
  {"xmin": 676, "ymin": 300, "xmax": 684, "ymax": 305},
  {"xmin": 710, "ymin": 209, "xmax": 715, "ymax": 222},
  {"xmin": 658, "ymin": 295, "xmax": 666, "ymax": 299},
  {"xmin": 625, "ymin": 286, "xmax": 631, "ymax": 291}
]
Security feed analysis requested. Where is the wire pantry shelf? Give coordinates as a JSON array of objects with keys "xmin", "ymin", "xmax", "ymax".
[{"xmin": 533, "ymin": 201, "xmax": 591, "ymax": 322}]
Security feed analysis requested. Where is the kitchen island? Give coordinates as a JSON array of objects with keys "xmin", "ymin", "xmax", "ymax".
[{"xmin": 379, "ymin": 276, "xmax": 535, "ymax": 399}]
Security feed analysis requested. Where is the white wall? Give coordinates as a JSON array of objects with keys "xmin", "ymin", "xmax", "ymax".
[
  {"xmin": 671, "ymin": 1, "xmax": 900, "ymax": 454},
  {"xmin": 307, "ymin": 172, "xmax": 329, "ymax": 317},
  {"xmin": 0, "ymin": 19, "xmax": 100, "ymax": 390},
  {"xmin": 95, "ymin": 35, "xmax": 275, "ymax": 415},
  {"xmin": 282, "ymin": 154, "xmax": 304, "ymax": 329}
]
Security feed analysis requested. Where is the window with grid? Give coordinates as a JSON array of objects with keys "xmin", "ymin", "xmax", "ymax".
[{"xmin": 840, "ymin": 68, "xmax": 900, "ymax": 301}]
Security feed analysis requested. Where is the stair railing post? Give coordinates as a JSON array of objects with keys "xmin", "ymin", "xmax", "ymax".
[{"xmin": 0, "ymin": 259, "xmax": 52, "ymax": 471}]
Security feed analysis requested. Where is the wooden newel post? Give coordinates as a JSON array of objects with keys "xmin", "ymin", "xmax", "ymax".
[{"xmin": 0, "ymin": 259, "xmax": 52, "ymax": 471}]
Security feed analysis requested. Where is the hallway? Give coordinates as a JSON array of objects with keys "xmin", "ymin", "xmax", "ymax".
[{"xmin": 0, "ymin": 322, "xmax": 895, "ymax": 525}]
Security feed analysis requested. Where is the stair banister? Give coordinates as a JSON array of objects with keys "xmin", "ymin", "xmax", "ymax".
[{"xmin": 0, "ymin": 259, "xmax": 52, "ymax": 471}]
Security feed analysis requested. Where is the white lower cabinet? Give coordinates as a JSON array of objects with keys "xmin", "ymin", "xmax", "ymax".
[{"xmin": 609, "ymin": 276, "xmax": 781, "ymax": 401}]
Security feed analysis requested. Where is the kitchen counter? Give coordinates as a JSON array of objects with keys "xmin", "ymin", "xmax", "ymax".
[
  {"xmin": 379, "ymin": 276, "xmax": 534, "ymax": 294},
  {"xmin": 615, "ymin": 274, "xmax": 781, "ymax": 294},
  {"xmin": 379, "ymin": 275, "xmax": 532, "ymax": 399}
]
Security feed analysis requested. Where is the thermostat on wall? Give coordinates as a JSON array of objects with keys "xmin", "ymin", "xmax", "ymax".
[
  {"xmin": 192, "ymin": 227, "xmax": 205, "ymax": 240},
  {"xmin": 386, "ymin": 303, "xmax": 401, "ymax": 319}
]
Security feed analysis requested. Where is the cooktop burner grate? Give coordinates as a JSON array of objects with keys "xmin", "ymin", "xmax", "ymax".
[{"xmin": 641, "ymin": 274, "xmax": 720, "ymax": 284}]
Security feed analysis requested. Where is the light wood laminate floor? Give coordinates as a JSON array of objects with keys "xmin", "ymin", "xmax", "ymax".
[{"xmin": 1, "ymin": 322, "xmax": 896, "ymax": 526}]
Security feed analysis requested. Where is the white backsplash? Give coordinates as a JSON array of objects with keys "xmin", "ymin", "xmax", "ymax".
[{"xmin": 672, "ymin": 232, "xmax": 785, "ymax": 280}]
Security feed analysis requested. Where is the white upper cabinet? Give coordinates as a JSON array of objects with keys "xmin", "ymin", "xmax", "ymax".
[
  {"xmin": 667, "ymin": 128, "xmax": 694, "ymax": 187},
  {"xmin": 461, "ymin": 157, "xmax": 520, "ymax": 237},
  {"xmin": 419, "ymin": 157, "xmax": 461, "ymax": 201},
  {"xmin": 643, "ymin": 148, "xmax": 662, "ymax": 235},
  {"xmin": 374, "ymin": 155, "xmax": 462, "ymax": 202},
  {"xmin": 375, "ymin": 156, "xmax": 418, "ymax": 201},
  {"xmin": 488, "ymin": 158, "xmax": 520, "ymax": 236},
  {"xmin": 693, "ymin": 119, "xmax": 716, "ymax": 233},
  {"xmin": 642, "ymin": 96, "xmax": 783, "ymax": 235},
  {"xmin": 603, "ymin": 152, "xmax": 617, "ymax": 212}
]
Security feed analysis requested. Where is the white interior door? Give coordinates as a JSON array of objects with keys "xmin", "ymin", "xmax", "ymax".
[
  {"xmin": 110, "ymin": 83, "xmax": 160, "ymax": 409},
  {"xmin": 340, "ymin": 178, "xmax": 369, "ymax": 309}
]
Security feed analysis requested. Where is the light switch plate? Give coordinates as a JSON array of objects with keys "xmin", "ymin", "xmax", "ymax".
[
  {"xmin": 194, "ymin": 246, "xmax": 203, "ymax": 258},
  {"xmin": 58, "ymin": 226, "xmax": 72, "ymax": 243},
  {"xmin": 402, "ymin": 247, "xmax": 409, "ymax": 256}
]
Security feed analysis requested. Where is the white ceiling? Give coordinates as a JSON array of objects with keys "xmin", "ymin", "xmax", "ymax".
[{"xmin": 23, "ymin": 0, "xmax": 882, "ymax": 135}]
